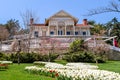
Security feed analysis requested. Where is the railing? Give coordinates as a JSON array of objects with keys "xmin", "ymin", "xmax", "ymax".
[{"xmin": 110, "ymin": 46, "xmax": 120, "ymax": 52}]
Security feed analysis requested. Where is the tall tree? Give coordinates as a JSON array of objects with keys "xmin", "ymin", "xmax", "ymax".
[
  {"xmin": 5, "ymin": 19, "xmax": 20, "ymax": 38},
  {"xmin": 103, "ymin": 17, "xmax": 120, "ymax": 47},
  {"xmin": 0, "ymin": 26, "xmax": 9, "ymax": 40},
  {"xmin": 20, "ymin": 10, "xmax": 39, "ymax": 53},
  {"xmin": 105, "ymin": 17, "xmax": 118, "ymax": 36},
  {"xmin": 88, "ymin": 21, "xmax": 106, "ymax": 36},
  {"xmin": 110, "ymin": 22, "xmax": 120, "ymax": 46},
  {"xmin": 87, "ymin": 20, "xmax": 96, "ymax": 25},
  {"xmin": 0, "ymin": 26, "xmax": 9, "ymax": 50}
]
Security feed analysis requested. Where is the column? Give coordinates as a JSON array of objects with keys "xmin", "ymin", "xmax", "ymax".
[
  {"xmin": 73, "ymin": 24, "xmax": 75, "ymax": 35},
  {"xmin": 65, "ymin": 23, "xmax": 66, "ymax": 35},
  {"xmin": 48, "ymin": 26, "xmax": 50, "ymax": 36},
  {"xmin": 86, "ymin": 29, "xmax": 88, "ymax": 36},
  {"xmin": 88, "ymin": 30, "xmax": 90, "ymax": 36},
  {"xmin": 56, "ymin": 23, "xmax": 58, "ymax": 35}
]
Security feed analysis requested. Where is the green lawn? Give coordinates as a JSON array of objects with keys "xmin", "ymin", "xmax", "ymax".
[
  {"xmin": 54, "ymin": 60, "xmax": 67, "ymax": 65},
  {"xmin": 97, "ymin": 61, "xmax": 120, "ymax": 73},
  {"xmin": 54, "ymin": 60, "xmax": 120, "ymax": 73},
  {"xmin": 0, "ymin": 64, "xmax": 54, "ymax": 80},
  {"xmin": 0, "ymin": 61, "xmax": 120, "ymax": 80}
]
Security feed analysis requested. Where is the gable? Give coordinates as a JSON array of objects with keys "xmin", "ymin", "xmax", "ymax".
[
  {"xmin": 50, "ymin": 10, "xmax": 78, "ymax": 19},
  {"xmin": 45, "ymin": 10, "xmax": 78, "ymax": 25},
  {"xmin": 52, "ymin": 10, "xmax": 73, "ymax": 17}
]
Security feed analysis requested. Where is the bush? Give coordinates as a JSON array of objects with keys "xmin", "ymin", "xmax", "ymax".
[
  {"xmin": 0, "ymin": 52, "xmax": 59, "ymax": 63},
  {"xmin": 42, "ymin": 53, "xmax": 59, "ymax": 62},
  {"xmin": 63, "ymin": 51, "xmax": 94, "ymax": 62},
  {"xmin": 63, "ymin": 51, "xmax": 107, "ymax": 63},
  {"xmin": 8, "ymin": 53, "xmax": 18, "ymax": 63},
  {"xmin": 33, "ymin": 61, "xmax": 46, "ymax": 66},
  {"xmin": 0, "ymin": 52, "xmax": 6, "ymax": 60},
  {"xmin": 96, "ymin": 55, "xmax": 107, "ymax": 63},
  {"xmin": 20, "ymin": 53, "xmax": 37, "ymax": 63},
  {"xmin": 49, "ymin": 53, "xmax": 59, "ymax": 62},
  {"xmin": 69, "ymin": 39, "xmax": 84, "ymax": 53}
]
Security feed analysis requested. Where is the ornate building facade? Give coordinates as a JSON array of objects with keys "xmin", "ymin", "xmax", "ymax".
[{"xmin": 30, "ymin": 10, "xmax": 93, "ymax": 38}]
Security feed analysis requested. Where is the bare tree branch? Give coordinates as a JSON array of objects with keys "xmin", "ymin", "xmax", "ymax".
[
  {"xmin": 85, "ymin": 1, "xmax": 120, "ymax": 16},
  {"xmin": 20, "ymin": 10, "xmax": 39, "ymax": 30},
  {"xmin": 20, "ymin": 10, "xmax": 40, "ymax": 53}
]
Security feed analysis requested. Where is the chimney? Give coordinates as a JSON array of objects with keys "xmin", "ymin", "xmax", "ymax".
[
  {"xmin": 83, "ymin": 19, "xmax": 88, "ymax": 25},
  {"xmin": 30, "ymin": 18, "xmax": 34, "ymax": 24}
]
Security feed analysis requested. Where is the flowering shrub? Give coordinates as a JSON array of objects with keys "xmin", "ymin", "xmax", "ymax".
[{"xmin": 25, "ymin": 62, "xmax": 120, "ymax": 80}]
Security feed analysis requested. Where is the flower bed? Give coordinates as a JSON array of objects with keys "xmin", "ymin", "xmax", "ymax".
[
  {"xmin": 45, "ymin": 62, "xmax": 98, "ymax": 70},
  {"xmin": 0, "ymin": 61, "xmax": 12, "ymax": 69},
  {"xmin": 0, "ymin": 61, "xmax": 13, "ymax": 65},
  {"xmin": 25, "ymin": 66, "xmax": 59, "ymax": 78},
  {"xmin": 33, "ymin": 61, "xmax": 47, "ymax": 66},
  {"xmin": 25, "ymin": 62, "xmax": 120, "ymax": 80},
  {"xmin": 0, "ymin": 64, "xmax": 8, "ymax": 69}
]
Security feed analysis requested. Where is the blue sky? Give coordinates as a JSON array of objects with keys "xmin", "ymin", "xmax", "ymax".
[{"xmin": 0, "ymin": 0, "xmax": 119, "ymax": 27}]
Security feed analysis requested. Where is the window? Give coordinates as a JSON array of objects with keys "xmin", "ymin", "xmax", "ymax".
[
  {"xmin": 75, "ymin": 31, "xmax": 78, "ymax": 35},
  {"xmin": 50, "ymin": 31, "xmax": 54, "ymax": 35},
  {"xmin": 34, "ymin": 31, "xmax": 39, "ymax": 37},
  {"xmin": 58, "ymin": 30, "xmax": 63, "ymax": 35},
  {"xmin": 83, "ymin": 31, "xmax": 86, "ymax": 36},
  {"xmin": 67, "ymin": 31, "xmax": 70, "ymax": 35}
]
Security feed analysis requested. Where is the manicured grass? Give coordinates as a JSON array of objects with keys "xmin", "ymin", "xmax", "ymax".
[
  {"xmin": 97, "ymin": 61, "xmax": 120, "ymax": 73},
  {"xmin": 54, "ymin": 60, "xmax": 67, "ymax": 65},
  {"xmin": 55, "ymin": 60, "xmax": 120, "ymax": 73},
  {"xmin": 0, "ymin": 63, "xmax": 55, "ymax": 80},
  {"xmin": 0, "ymin": 61, "xmax": 120, "ymax": 80}
]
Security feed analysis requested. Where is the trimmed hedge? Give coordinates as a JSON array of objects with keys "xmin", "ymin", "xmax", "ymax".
[
  {"xmin": 0, "ymin": 52, "xmax": 59, "ymax": 63},
  {"xmin": 63, "ymin": 51, "xmax": 107, "ymax": 63}
]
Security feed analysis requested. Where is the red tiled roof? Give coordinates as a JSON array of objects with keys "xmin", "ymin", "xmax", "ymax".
[
  {"xmin": 76, "ymin": 24, "xmax": 92, "ymax": 27},
  {"xmin": 32, "ymin": 24, "xmax": 45, "ymax": 26},
  {"xmin": 76, "ymin": 24, "xmax": 87, "ymax": 26},
  {"xmin": 76, "ymin": 24, "xmax": 84, "ymax": 26}
]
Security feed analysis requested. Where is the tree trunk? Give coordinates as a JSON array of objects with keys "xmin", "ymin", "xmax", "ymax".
[{"xmin": 0, "ymin": 40, "xmax": 2, "ymax": 51}]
